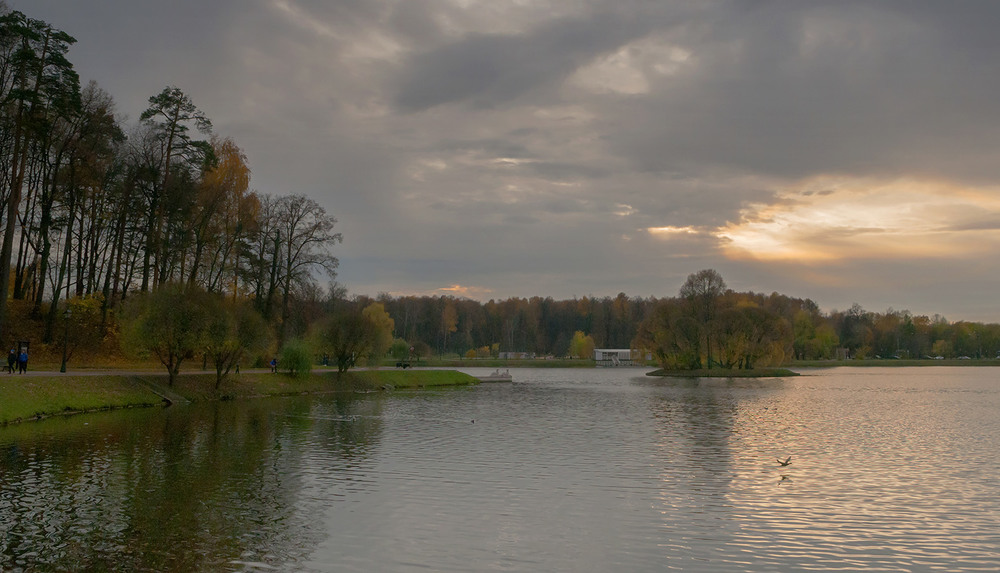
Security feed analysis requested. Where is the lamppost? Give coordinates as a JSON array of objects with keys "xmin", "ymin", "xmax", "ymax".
[{"xmin": 60, "ymin": 307, "xmax": 71, "ymax": 373}]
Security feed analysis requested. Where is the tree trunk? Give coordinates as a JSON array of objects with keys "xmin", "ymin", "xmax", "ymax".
[
  {"xmin": 44, "ymin": 180, "xmax": 76, "ymax": 343},
  {"xmin": 0, "ymin": 114, "xmax": 30, "ymax": 343},
  {"xmin": 139, "ymin": 193, "xmax": 157, "ymax": 292}
]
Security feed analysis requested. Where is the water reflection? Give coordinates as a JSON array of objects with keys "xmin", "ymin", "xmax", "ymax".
[
  {"xmin": 641, "ymin": 378, "xmax": 782, "ymax": 569},
  {"xmin": 3, "ymin": 368, "xmax": 1000, "ymax": 572},
  {"xmin": 0, "ymin": 394, "xmax": 383, "ymax": 572}
]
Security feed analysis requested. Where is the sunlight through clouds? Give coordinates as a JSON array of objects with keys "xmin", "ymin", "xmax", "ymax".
[
  {"xmin": 615, "ymin": 203, "xmax": 636, "ymax": 217},
  {"xmin": 436, "ymin": 284, "xmax": 493, "ymax": 297},
  {"xmin": 647, "ymin": 225, "xmax": 700, "ymax": 236},
  {"xmin": 718, "ymin": 178, "xmax": 1000, "ymax": 263}
]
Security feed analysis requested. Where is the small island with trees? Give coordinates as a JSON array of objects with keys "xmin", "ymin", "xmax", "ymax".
[{"xmin": 635, "ymin": 269, "xmax": 800, "ymax": 378}]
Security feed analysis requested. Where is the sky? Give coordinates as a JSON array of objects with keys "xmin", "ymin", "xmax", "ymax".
[{"xmin": 16, "ymin": 0, "xmax": 1000, "ymax": 321}]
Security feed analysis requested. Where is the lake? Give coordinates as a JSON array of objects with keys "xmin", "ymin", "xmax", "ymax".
[{"xmin": 1, "ymin": 366, "xmax": 999, "ymax": 572}]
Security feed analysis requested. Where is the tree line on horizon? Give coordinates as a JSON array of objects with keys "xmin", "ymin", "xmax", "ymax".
[{"xmin": 363, "ymin": 270, "xmax": 1000, "ymax": 369}]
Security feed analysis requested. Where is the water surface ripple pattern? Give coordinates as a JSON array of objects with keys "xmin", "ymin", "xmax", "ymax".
[{"xmin": 1, "ymin": 367, "xmax": 999, "ymax": 572}]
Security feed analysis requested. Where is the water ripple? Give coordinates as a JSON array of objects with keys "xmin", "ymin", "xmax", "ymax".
[{"xmin": 2, "ymin": 368, "xmax": 1000, "ymax": 571}]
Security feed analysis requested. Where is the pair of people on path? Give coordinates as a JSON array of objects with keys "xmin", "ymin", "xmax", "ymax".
[{"xmin": 8, "ymin": 349, "xmax": 27, "ymax": 374}]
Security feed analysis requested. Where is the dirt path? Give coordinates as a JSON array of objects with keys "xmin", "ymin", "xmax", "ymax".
[{"xmin": 0, "ymin": 367, "xmax": 273, "ymax": 377}]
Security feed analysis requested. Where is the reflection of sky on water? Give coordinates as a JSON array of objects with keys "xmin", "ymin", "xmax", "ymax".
[
  {"xmin": 645, "ymin": 369, "xmax": 1000, "ymax": 571},
  {"xmin": 2, "ymin": 368, "xmax": 1000, "ymax": 571}
]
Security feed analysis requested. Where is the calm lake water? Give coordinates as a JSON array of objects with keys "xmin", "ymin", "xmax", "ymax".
[{"xmin": 2, "ymin": 367, "xmax": 1000, "ymax": 572}]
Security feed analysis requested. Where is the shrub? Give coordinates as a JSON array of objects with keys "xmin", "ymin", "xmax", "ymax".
[{"xmin": 281, "ymin": 339, "xmax": 313, "ymax": 379}]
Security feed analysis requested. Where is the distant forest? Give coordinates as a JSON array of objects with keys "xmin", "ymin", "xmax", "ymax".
[{"xmin": 351, "ymin": 279, "xmax": 1000, "ymax": 363}]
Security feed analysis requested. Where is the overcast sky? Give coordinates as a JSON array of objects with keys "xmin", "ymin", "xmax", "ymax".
[{"xmin": 17, "ymin": 0, "xmax": 1000, "ymax": 320}]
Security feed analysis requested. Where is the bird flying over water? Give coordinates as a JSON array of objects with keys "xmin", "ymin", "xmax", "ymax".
[{"xmin": 777, "ymin": 456, "xmax": 792, "ymax": 466}]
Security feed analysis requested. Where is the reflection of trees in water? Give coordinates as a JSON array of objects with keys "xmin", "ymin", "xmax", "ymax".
[
  {"xmin": 651, "ymin": 382, "xmax": 740, "ymax": 481},
  {"xmin": 647, "ymin": 381, "xmax": 763, "ymax": 564},
  {"xmin": 0, "ymin": 394, "xmax": 384, "ymax": 571},
  {"xmin": 649, "ymin": 379, "xmax": 783, "ymax": 470}
]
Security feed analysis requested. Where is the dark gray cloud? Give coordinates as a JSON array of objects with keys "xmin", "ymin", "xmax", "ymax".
[
  {"xmin": 18, "ymin": 0, "xmax": 1000, "ymax": 320},
  {"xmin": 393, "ymin": 10, "xmax": 645, "ymax": 110},
  {"xmin": 608, "ymin": 1, "xmax": 1000, "ymax": 182}
]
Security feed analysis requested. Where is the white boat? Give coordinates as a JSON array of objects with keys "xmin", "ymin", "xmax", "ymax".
[{"xmin": 478, "ymin": 369, "xmax": 513, "ymax": 382}]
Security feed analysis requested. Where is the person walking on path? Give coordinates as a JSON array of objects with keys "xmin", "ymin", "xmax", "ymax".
[
  {"xmin": 6, "ymin": 349, "xmax": 14, "ymax": 374},
  {"xmin": 17, "ymin": 350, "xmax": 27, "ymax": 374},
  {"xmin": 270, "ymin": 358, "xmax": 277, "ymax": 373}
]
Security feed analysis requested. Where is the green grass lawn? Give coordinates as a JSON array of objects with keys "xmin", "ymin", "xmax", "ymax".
[
  {"xmin": 0, "ymin": 368, "xmax": 480, "ymax": 425},
  {"xmin": 344, "ymin": 369, "xmax": 480, "ymax": 388},
  {"xmin": 377, "ymin": 358, "xmax": 598, "ymax": 368},
  {"xmin": 162, "ymin": 369, "xmax": 479, "ymax": 401},
  {"xmin": 0, "ymin": 375, "xmax": 163, "ymax": 424}
]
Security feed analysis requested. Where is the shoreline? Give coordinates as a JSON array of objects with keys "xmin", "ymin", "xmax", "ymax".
[
  {"xmin": 647, "ymin": 368, "xmax": 800, "ymax": 378},
  {"xmin": 0, "ymin": 369, "xmax": 479, "ymax": 426},
  {"xmin": 5, "ymin": 359, "xmax": 999, "ymax": 426}
]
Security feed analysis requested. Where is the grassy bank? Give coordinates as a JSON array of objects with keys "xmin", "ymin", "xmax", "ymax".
[
  {"xmin": 648, "ymin": 368, "xmax": 799, "ymax": 378},
  {"xmin": 0, "ymin": 368, "xmax": 479, "ymax": 426},
  {"xmin": 0, "ymin": 375, "xmax": 164, "ymax": 425},
  {"xmin": 378, "ymin": 358, "xmax": 597, "ymax": 368}
]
